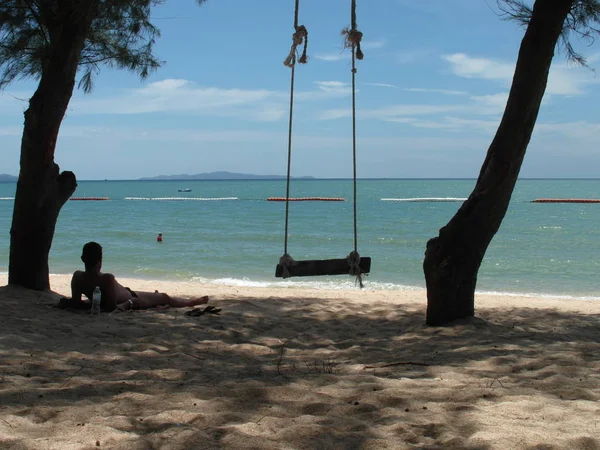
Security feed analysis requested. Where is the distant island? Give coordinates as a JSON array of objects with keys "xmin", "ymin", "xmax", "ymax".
[
  {"xmin": 0, "ymin": 174, "xmax": 17, "ymax": 182},
  {"xmin": 139, "ymin": 171, "xmax": 315, "ymax": 181}
]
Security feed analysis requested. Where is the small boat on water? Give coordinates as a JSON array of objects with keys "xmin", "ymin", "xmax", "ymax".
[{"xmin": 177, "ymin": 188, "xmax": 192, "ymax": 192}]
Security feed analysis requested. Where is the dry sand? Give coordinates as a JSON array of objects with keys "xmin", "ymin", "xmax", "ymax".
[{"xmin": 0, "ymin": 274, "xmax": 599, "ymax": 449}]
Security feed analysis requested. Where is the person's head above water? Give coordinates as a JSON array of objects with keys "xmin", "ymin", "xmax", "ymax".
[{"xmin": 81, "ymin": 241, "xmax": 102, "ymax": 271}]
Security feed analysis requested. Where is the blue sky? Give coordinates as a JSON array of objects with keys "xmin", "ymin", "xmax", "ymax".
[{"xmin": 1, "ymin": 0, "xmax": 600, "ymax": 179}]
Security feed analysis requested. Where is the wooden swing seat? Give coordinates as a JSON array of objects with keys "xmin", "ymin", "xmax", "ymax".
[
  {"xmin": 276, "ymin": 1, "xmax": 369, "ymax": 282},
  {"xmin": 275, "ymin": 256, "xmax": 371, "ymax": 278}
]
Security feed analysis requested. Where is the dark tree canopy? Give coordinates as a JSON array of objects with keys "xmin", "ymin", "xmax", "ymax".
[
  {"xmin": 0, "ymin": 0, "xmax": 205, "ymax": 93},
  {"xmin": 500, "ymin": 0, "xmax": 600, "ymax": 65}
]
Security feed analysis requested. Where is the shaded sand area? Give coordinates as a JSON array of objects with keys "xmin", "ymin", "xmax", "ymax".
[{"xmin": 1, "ymin": 274, "xmax": 599, "ymax": 449}]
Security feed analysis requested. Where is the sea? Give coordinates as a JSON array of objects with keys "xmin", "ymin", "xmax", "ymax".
[{"xmin": 0, "ymin": 179, "xmax": 599, "ymax": 299}]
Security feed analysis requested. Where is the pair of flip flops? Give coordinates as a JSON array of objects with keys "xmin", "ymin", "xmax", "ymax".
[
  {"xmin": 55, "ymin": 297, "xmax": 92, "ymax": 310},
  {"xmin": 185, "ymin": 305, "xmax": 221, "ymax": 316}
]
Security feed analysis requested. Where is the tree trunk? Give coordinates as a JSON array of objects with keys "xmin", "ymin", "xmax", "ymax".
[
  {"xmin": 8, "ymin": 3, "xmax": 96, "ymax": 290},
  {"xmin": 423, "ymin": 0, "xmax": 574, "ymax": 326}
]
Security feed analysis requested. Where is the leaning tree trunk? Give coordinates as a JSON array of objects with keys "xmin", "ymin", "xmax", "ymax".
[
  {"xmin": 423, "ymin": 0, "xmax": 574, "ymax": 326},
  {"xmin": 8, "ymin": 4, "xmax": 96, "ymax": 290}
]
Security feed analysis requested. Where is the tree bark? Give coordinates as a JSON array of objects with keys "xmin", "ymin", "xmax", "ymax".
[
  {"xmin": 8, "ymin": 2, "xmax": 96, "ymax": 290},
  {"xmin": 423, "ymin": 0, "xmax": 574, "ymax": 326}
]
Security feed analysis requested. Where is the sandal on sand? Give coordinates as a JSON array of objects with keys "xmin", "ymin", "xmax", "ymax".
[
  {"xmin": 55, "ymin": 297, "xmax": 92, "ymax": 310},
  {"xmin": 185, "ymin": 305, "xmax": 221, "ymax": 316}
]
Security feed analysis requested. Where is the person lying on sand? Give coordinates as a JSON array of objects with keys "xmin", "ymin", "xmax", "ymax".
[{"xmin": 66, "ymin": 241, "xmax": 209, "ymax": 312}]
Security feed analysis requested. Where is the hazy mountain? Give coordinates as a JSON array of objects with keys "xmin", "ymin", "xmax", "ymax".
[
  {"xmin": 0, "ymin": 174, "xmax": 17, "ymax": 182},
  {"xmin": 139, "ymin": 171, "xmax": 314, "ymax": 181}
]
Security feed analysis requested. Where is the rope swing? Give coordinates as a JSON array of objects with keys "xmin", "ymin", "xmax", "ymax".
[
  {"xmin": 343, "ymin": 0, "xmax": 365, "ymax": 287},
  {"xmin": 278, "ymin": 0, "xmax": 307, "ymax": 278},
  {"xmin": 276, "ymin": 0, "xmax": 371, "ymax": 286}
]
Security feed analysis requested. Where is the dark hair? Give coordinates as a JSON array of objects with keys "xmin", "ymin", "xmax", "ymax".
[{"xmin": 81, "ymin": 242, "xmax": 102, "ymax": 269}]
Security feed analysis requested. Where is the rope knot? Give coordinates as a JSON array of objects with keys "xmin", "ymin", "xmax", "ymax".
[
  {"xmin": 342, "ymin": 28, "xmax": 364, "ymax": 61},
  {"xmin": 284, "ymin": 25, "xmax": 309, "ymax": 68},
  {"xmin": 347, "ymin": 251, "xmax": 365, "ymax": 288},
  {"xmin": 279, "ymin": 253, "xmax": 296, "ymax": 279}
]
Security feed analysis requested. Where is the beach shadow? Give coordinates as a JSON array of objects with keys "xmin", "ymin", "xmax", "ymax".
[{"xmin": 0, "ymin": 285, "xmax": 598, "ymax": 449}]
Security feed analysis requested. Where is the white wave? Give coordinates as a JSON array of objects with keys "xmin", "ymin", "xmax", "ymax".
[
  {"xmin": 477, "ymin": 289, "xmax": 600, "ymax": 301},
  {"xmin": 193, "ymin": 276, "xmax": 421, "ymax": 291},
  {"xmin": 0, "ymin": 197, "xmax": 15, "ymax": 200}
]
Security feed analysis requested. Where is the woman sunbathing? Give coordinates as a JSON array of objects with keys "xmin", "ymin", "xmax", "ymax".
[{"xmin": 68, "ymin": 241, "xmax": 209, "ymax": 312}]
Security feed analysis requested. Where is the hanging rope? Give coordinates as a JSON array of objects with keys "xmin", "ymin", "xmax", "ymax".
[
  {"xmin": 280, "ymin": 0, "xmax": 308, "ymax": 278},
  {"xmin": 344, "ymin": 0, "xmax": 365, "ymax": 288}
]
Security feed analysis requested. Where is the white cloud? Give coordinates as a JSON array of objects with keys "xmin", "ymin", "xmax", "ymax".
[
  {"xmin": 62, "ymin": 78, "xmax": 353, "ymax": 120},
  {"xmin": 69, "ymin": 79, "xmax": 277, "ymax": 119},
  {"xmin": 375, "ymin": 104, "xmax": 465, "ymax": 117},
  {"xmin": 470, "ymin": 92, "xmax": 509, "ymax": 115},
  {"xmin": 416, "ymin": 117, "xmax": 499, "ymax": 133},
  {"xmin": 383, "ymin": 117, "xmax": 417, "ymax": 124},
  {"xmin": 39, "ymin": 117, "xmax": 600, "ymax": 147},
  {"xmin": 54, "ymin": 126, "xmax": 282, "ymax": 142},
  {"xmin": 443, "ymin": 53, "xmax": 514, "ymax": 81},
  {"xmin": 314, "ymin": 52, "xmax": 347, "ymax": 62},
  {"xmin": 40, "ymin": 124, "xmax": 489, "ymax": 153},
  {"xmin": 312, "ymin": 39, "xmax": 361, "ymax": 62},
  {"xmin": 313, "ymin": 39, "xmax": 386, "ymax": 61},
  {"xmin": 314, "ymin": 81, "xmax": 350, "ymax": 92},
  {"xmin": 442, "ymin": 53, "xmax": 599, "ymax": 96},
  {"xmin": 396, "ymin": 51, "xmax": 419, "ymax": 64},
  {"xmin": 318, "ymin": 108, "xmax": 351, "ymax": 120},
  {"xmin": 367, "ymin": 83, "xmax": 397, "ymax": 89},
  {"xmin": 319, "ymin": 104, "xmax": 464, "ymax": 121},
  {"xmin": 294, "ymin": 81, "xmax": 353, "ymax": 101},
  {"xmin": 404, "ymin": 87, "xmax": 468, "ymax": 96},
  {"xmin": 535, "ymin": 120, "xmax": 600, "ymax": 140},
  {"xmin": 362, "ymin": 39, "xmax": 386, "ymax": 50}
]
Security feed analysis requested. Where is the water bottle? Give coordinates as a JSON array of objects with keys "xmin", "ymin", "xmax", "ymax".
[{"xmin": 91, "ymin": 286, "xmax": 101, "ymax": 315}]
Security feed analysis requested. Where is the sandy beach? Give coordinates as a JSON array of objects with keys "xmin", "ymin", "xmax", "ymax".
[{"xmin": 0, "ymin": 274, "xmax": 599, "ymax": 449}]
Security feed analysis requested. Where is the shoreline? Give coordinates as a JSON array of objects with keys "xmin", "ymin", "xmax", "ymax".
[
  {"xmin": 35, "ymin": 272, "xmax": 600, "ymax": 303},
  {"xmin": 2, "ymin": 273, "xmax": 599, "ymax": 312}
]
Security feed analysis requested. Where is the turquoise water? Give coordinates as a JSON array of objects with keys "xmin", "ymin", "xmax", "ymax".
[{"xmin": 0, "ymin": 179, "xmax": 599, "ymax": 298}]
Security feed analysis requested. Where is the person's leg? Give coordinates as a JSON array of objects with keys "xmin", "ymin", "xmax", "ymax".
[
  {"xmin": 167, "ymin": 295, "xmax": 209, "ymax": 308},
  {"xmin": 133, "ymin": 291, "xmax": 208, "ymax": 309}
]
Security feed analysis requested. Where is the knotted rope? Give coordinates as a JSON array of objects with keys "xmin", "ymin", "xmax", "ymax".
[
  {"xmin": 346, "ymin": 0, "xmax": 365, "ymax": 288},
  {"xmin": 342, "ymin": 0, "xmax": 363, "ymax": 62},
  {"xmin": 279, "ymin": 253, "xmax": 296, "ymax": 279},
  {"xmin": 283, "ymin": 25, "xmax": 308, "ymax": 67},
  {"xmin": 280, "ymin": 0, "xmax": 308, "ymax": 267},
  {"xmin": 347, "ymin": 251, "xmax": 364, "ymax": 288}
]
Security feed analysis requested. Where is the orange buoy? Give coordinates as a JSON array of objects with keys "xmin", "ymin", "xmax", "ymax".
[{"xmin": 532, "ymin": 198, "xmax": 600, "ymax": 203}]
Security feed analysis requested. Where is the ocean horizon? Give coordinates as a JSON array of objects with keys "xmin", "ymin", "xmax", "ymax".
[{"xmin": 1, "ymin": 178, "xmax": 599, "ymax": 300}]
